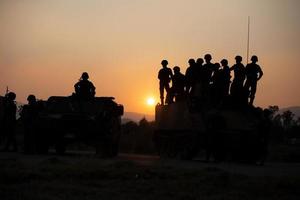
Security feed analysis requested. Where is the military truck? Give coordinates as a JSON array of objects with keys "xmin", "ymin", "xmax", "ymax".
[
  {"xmin": 154, "ymin": 100, "xmax": 267, "ymax": 163},
  {"xmin": 34, "ymin": 96, "xmax": 124, "ymax": 156}
]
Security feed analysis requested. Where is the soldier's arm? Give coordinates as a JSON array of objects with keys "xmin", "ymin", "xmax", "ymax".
[
  {"xmin": 169, "ymin": 68, "xmax": 173, "ymax": 79},
  {"xmin": 90, "ymin": 82, "xmax": 96, "ymax": 90},
  {"xmin": 89, "ymin": 82, "xmax": 96, "ymax": 91},
  {"xmin": 74, "ymin": 82, "xmax": 80, "ymax": 93},
  {"xmin": 74, "ymin": 82, "xmax": 79, "ymax": 89},
  {"xmin": 257, "ymin": 66, "xmax": 263, "ymax": 80}
]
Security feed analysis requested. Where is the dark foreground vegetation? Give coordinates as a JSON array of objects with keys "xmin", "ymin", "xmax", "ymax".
[{"xmin": 1, "ymin": 157, "xmax": 300, "ymax": 200}]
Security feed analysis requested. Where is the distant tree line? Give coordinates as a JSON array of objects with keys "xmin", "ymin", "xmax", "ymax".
[
  {"xmin": 268, "ymin": 105, "xmax": 300, "ymax": 144},
  {"xmin": 119, "ymin": 118, "xmax": 156, "ymax": 154}
]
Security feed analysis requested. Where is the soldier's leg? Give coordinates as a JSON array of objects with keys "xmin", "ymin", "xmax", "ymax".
[
  {"xmin": 169, "ymin": 87, "xmax": 175, "ymax": 103},
  {"xmin": 244, "ymin": 80, "xmax": 251, "ymax": 104},
  {"xmin": 249, "ymin": 81, "xmax": 257, "ymax": 105},
  {"xmin": 159, "ymin": 82, "xmax": 164, "ymax": 105},
  {"xmin": 230, "ymin": 81, "xmax": 239, "ymax": 101},
  {"xmin": 165, "ymin": 83, "xmax": 171, "ymax": 104}
]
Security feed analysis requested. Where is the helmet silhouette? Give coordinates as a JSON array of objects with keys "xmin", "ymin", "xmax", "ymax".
[
  {"xmin": 251, "ymin": 55, "xmax": 258, "ymax": 62},
  {"xmin": 81, "ymin": 72, "xmax": 89, "ymax": 80},
  {"xmin": 196, "ymin": 58, "xmax": 204, "ymax": 64},
  {"xmin": 188, "ymin": 58, "xmax": 196, "ymax": 65},
  {"xmin": 204, "ymin": 54, "xmax": 212, "ymax": 61},
  {"xmin": 235, "ymin": 55, "xmax": 242, "ymax": 62},
  {"xmin": 6, "ymin": 92, "xmax": 16, "ymax": 100},
  {"xmin": 173, "ymin": 66, "xmax": 180, "ymax": 72},
  {"xmin": 161, "ymin": 60, "xmax": 168, "ymax": 66},
  {"xmin": 221, "ymin": 59, "xmax": 228, "ymax": 66},
  {"xmin": 27, "ymin": 95, "xmax": 36, "ymax": 103}
]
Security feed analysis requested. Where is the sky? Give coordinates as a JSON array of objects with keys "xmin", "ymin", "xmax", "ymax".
[{"xmin": 0, "ymin": 0, "xmax": 300, "ymax": 114}]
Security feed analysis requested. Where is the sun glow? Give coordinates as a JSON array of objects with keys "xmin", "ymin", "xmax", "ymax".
[{"xmin": 146, "ymin": 97, "xmax": 155, "ymax": 106}]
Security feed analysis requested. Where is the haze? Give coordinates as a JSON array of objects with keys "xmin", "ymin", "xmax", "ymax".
[{"xmin": 1, "ymin": 0, "xmax": 300, "ymax": 114}]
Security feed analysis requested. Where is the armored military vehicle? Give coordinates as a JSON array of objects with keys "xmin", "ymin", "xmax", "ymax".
[
  {"xmin": 0, "ymin": 96, "xmax": 4, "ymax": 121},
  {"xmin": 0, "ymin": 96, "xmax": 5, "ymax": 142},
  {"xmin": 154, "ymin": 100, "xmax": 266, "ymax": 163},
  {"xmin": 34, "ymin": 96, "xmax": 123, "ymax": 156}
]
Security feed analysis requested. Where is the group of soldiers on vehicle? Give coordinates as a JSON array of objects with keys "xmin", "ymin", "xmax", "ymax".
[
  {"xmin": 158, "ymin": 54, "xmax": 263, "ymax": 107},
  {"xmin": 0, "ymin": 72, "xmax": 96, "ymax": 153}
]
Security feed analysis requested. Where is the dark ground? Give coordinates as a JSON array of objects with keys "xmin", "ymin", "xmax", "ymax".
[{"xmin": 1, "ymin": 151, "xmax": 300, "ymax": 200}]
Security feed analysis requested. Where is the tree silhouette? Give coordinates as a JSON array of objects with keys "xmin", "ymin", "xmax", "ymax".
[
  {"xmin": 268, "ymin": 105, "xmax": 279, "ymax": 119},
  {"xmin": 282, "ymin": 110, "xmax": 295, "ymax": 129}
]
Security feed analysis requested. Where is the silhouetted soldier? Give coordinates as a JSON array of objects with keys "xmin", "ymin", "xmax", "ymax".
[
  {"xmin": 185, "ymin": 59, "xmax": 197, "ymax": 94},
  {"xmin": 244, "ymin": 55, "xmax": 263, "ymax": 105},
  {"xmin": 199, "ymin": 54, "xmax": 215, "ymax": 103},
  {"xmin": 20, "ymin": 95, "xmax": 40, "ymax": 154},
  {"xmin": 2, "ymin": 92, "xmax": 17, "ymax": 152},
  {"xmin": 211, "ymin": 63, "xmax": 222, "ymax": 104},
  {"xmin": 230, "ymin": 55, "xmax": 246, "ymax": 104},
  {"xmin": 158, "ymin": 60, "xmax": 173, "ymax": 105},
  {"xmin": 74, "ymin": 72, "xmax": 96, "ymax": 100},
  {"xmin": 194, "ymin": 58, "xmax": 204, "ymax": 97},
  {"xmin": 202, "ymin": 54, "xmax": 215, "ymax": 89},
  {"xmin": 220, "ymin": 59, "xmax": 231, "ymax": 100},
  {"xmin": 171, "ymin": 66, "xmax": 185, "ymax": 102},
  {"xmin": 196, "ymin": 58, "xmax": 204, "ymax": 79}
]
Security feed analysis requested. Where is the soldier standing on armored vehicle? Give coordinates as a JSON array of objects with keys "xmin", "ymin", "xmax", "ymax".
[
  {"xmin": 244, "ymin": 55, "xmax": 263, "ymax": 106},
  {"xmin": 220, "ymin": 59, "xmax": 231, "ymax": 102},
  {"xmin": 170, "ymin": 66, "xmax": 186, "ymax": 102},
  {"xmin": 201, "ymin": 54, "xmax": 215, "ymax": 102},
  {"xmin": 192, "ymin": 58, "xmax": 204, "ymax": 98},
  {"xmin": 158, "ymin": 60, "xmax": 173, "ymax": 105},
  {"xmin": 230, "ymin": 55, "xmax": 246, "ymax": 105},
  {"xmin": 20, "ymin": 95, "xmax": 41, "ymax": 154},
  {"xmin": 74, "ymin": 72, "xmax": 96, "ymax": 100},
  {"xmin": 1, "ymin": 92, "xmax": 17, "ymax": 152},
  {"xmin": 211, "ymin": 63, "xmax": 222, "ymax": 105},
  {"xmin": 185, "ymin": 58, "xmax": 197, "ymax": 95}
]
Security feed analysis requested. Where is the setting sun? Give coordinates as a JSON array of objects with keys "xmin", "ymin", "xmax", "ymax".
[{"xmin": 146, "ymin": 97, "xmax": 155, "ymax": 106}]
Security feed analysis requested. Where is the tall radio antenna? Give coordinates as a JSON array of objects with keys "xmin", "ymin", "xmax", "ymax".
[{"xmin": 246, "ymin": 16, "xmax": 250, "ymax": 64}]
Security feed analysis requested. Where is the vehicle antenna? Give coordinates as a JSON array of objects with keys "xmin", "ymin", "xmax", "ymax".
[{"xmin": 246, "ymin": 16, "xmax": 250, "ymax": 64}]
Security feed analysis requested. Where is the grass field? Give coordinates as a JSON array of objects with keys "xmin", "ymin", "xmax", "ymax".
[{"xmin": 1, "ymin": 154, "xmax": 300, "ymax": 200}]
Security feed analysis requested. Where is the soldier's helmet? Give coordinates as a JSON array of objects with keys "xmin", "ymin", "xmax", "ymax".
[
  {"xmin": 27, "ymin": 95, "xmax": 36, "ymax": 103},
  {"xmin": 214, "ymin": 63, "xmax": 221, "ymax": 69},
  {"xmin": 188, "ymin": 58, "xmax": 196, "ymax": 65},
  {"xmin": 173, "ymin": 66, "xmax": 180, "ymax": 73},
  {"xmin": 235, "ymin": 55, "xmax": 242, "ymax": 62},
  {"xmin": 251, "ymin": 55, "xmax": 258, "ymax": 62},
  {"xmin": 196, "ymin": 58, "xmax": 204, "ymax": 64},
  {"xmin": 161, "ymin": 60, "xmax": 168, "ymax": 66},
  {"xmin": 81, "ymin": 72, "xmax": 89, "ymax": 80},
  {"xmin": 221, "ymin": 59, "xmax": 228, "ymax": 66},
  {"xmin": 6, "ymin": 92, "xmax": 16, "ymax": 101},
  {"xmin": 204, "ymin": 54, "xmax": 212, "ymax": 61}
]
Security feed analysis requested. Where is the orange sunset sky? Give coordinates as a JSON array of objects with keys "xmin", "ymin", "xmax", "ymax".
[{"xmin": 1, "ymin": 0, "xmax": 300, "ymax": 115}]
